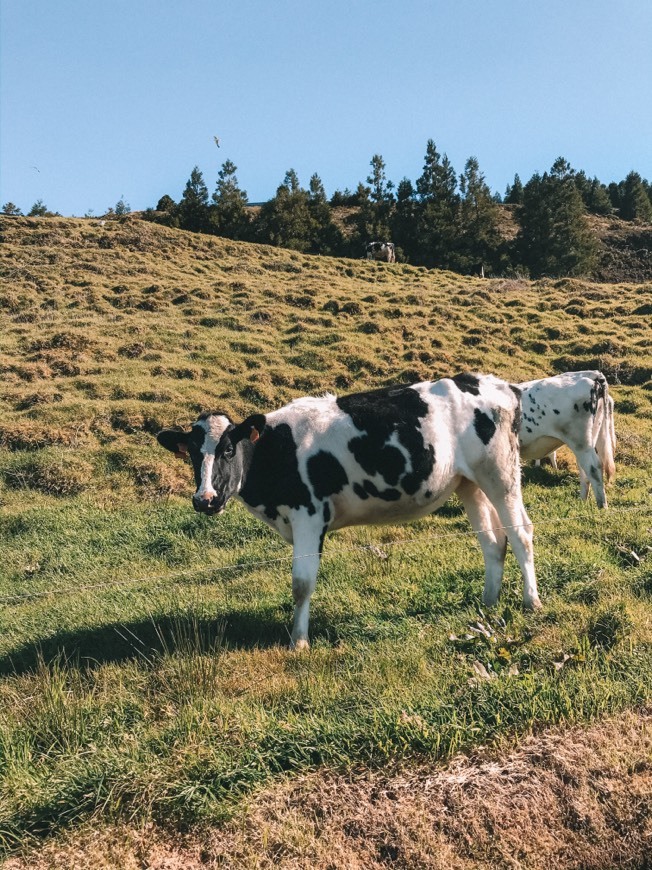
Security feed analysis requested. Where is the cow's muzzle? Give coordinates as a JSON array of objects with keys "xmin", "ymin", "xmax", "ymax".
[{"xmin": 192, "ymin": 494, "xmax": 225, "ymax": 515}]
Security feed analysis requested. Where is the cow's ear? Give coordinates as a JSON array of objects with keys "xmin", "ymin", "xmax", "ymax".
[
  {"xmin": 230, "ymin": 414, "xmax": 267, "ymax": 447},
  {"xmin": 157, "ymin": 428, "xmax": 190, "ymax": 458}
]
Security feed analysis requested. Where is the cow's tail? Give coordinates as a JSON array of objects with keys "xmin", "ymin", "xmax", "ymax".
[{"xmin": 595, "ymin": 376, "xmax": 616, "ymax": 483}]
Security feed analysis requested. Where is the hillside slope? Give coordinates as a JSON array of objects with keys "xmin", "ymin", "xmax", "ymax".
[{"xmin": 2, "ymin": 216, "xmax": 650, "ymax": 441}]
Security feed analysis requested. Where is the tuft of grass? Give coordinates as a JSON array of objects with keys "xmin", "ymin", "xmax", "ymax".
[{"xmin": 1, "ymin": 451, "xmax": 93, "ymax": 496}]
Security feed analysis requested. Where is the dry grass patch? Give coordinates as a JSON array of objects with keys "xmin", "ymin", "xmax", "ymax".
[{"xmin": 5, "ymin": 710, "xmax": 651, "ymax": 870}]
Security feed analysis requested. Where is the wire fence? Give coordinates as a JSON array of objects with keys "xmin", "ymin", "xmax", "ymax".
[{"xmin": 1, "ymin": 502, "xmax": 650, "ymax": 607}]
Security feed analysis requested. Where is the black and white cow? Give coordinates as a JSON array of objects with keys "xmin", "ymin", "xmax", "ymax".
[
  {"xmin": 517, "ymin": 370, "xmax": 616, "ymax": 508},
  {"xmin": 157, "ymin": 373, "xmax": 540, "ymax": 648},
  {"xmin": 366, "ymin": 241, "xmax": 396, "ymax": 263}
]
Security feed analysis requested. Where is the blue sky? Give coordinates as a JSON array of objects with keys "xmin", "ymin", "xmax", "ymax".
[{"xmin": 2, "ymin": 0, "xmax": 651, "ymax": 216}]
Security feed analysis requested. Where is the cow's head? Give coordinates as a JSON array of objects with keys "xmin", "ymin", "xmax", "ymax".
[{"xmin": 157, "ymin": 412, "xmax": 266, "ymax": 515}]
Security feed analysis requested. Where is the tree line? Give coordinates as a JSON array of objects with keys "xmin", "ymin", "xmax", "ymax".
[
  {"xmin": 144, "ymin": 144, "xmax": 652, "ymax": 278},
  {"xmin": 4, "ymin": 141, "xmax": 652, "ymax": 279}
]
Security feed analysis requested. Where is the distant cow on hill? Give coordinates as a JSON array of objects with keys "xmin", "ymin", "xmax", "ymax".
[
  {"xmin": 517, "ymin": 371, "xmax": 616, "ymax": 508},
  {"xmin": 157, "ymin": 373, "xmax": 540, "ymax": 649},
  {"xmin": 366, "ymin": 241, "xmax": 396, "ymax": 263}
]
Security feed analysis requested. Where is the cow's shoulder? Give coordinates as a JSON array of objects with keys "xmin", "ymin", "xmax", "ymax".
[{"xmin": 241, "ymin": 419, "xmax": 315, "ymax": 520}]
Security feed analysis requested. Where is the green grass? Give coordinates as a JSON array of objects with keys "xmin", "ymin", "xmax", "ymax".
[{"xmin": 0, "ymin": 215, "xmax": 651, "ymax": 853}]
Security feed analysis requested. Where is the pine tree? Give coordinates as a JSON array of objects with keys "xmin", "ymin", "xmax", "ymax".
[
  {"xmin": 2, "ymin": 202, "xmax": 22, "ymax": 215},
  {"xmin": 307, "ymin": 173, "xmax": 343, "ymax": 254},
  {"xmin": 390, "ymin": 178, "xmax": 419, "ymax": 262},
  {"xmin": 504, "ymin": 174, "xmax": 524, "ymax": 204},
  {"xmin": 517, "ymin": 158, "xmax": 597, "ymax": 277},
  {"xmin": 156, "ymin": 194, "xmax": 176, "ymax": 212},
  {"xmin": 28, "ymin": 200, "xmax": 49, "ymax": 216},
  {"xmin": 414, "ymin": 139, "xmax": 460, "ymax": 269},
  {"xmin": 608, "ymin": 181, "xmax": 623, "ymax": 212},
  {"xmin": 620, "ymin": 171, "xmax": 652, "ymax": 222},
  {"xmin": 351, "ymin": 181, "xmax": 375, "ymax": 254},
  {"xmin": 585, "ymin": 177, "xmax": 612, "ymax": 216},
  {"xmin": 177, "ymin": 166, "xmax": 210, "ymax": 232},
  {"xmin": 210, "ymin": 159, "xmax": 249, "ymax": 239},
  {"xmin": 458, "ymin": 156, "xmax": 502, "ymax": 275},
  {"xmin": 114, "ymin": 197, "xmax": 131, "ymax": 216},
  {"xmin": 365, "ymin": 154, "xmax": 394, "ymax": 239},
  {"xmin": 574, "ymin": 171, "xmax": 611, "ymax": 215},
  {"xmin": 254, "ymin": 169, "xmax": 313, "ymax": 251}
]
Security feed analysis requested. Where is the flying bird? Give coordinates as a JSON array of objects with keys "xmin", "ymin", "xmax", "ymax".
[
  {"xmin": 31, "ymin": 165, "xmax": 40, "ymax": 172},
  {"xmin": 213, "ymin": 136, "xmax": 221, "ymax": 148}
]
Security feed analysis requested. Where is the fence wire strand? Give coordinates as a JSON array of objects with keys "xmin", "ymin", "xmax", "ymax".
[{"xmin": 1, "ymin": 503, "xmax": 650, "ymax": 607}]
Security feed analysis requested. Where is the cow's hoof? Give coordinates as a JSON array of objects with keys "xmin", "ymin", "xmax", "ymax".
[
  {"xmin": 524, "ymin": 596, "xmax": 542, "ymax": 611},
  {"xmin": 482, "ymin": 593, "xmax": 500, "ymax": 608},
  {"xmin": 292, "ymin": 638, "xmax": 310, "ymax": 652}
]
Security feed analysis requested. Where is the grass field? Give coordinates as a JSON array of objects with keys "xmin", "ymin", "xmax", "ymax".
[{"xmin": 0, "ymin": 215, "xmax": 651, "ymax": 861}]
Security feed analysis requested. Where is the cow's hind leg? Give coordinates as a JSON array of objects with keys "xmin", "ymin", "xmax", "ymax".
[
  {"xmin": 456, "ymin": 478, "xmax": 507, "ymax": 607},
  {"xmin": 290, "ymin": 517, "xmax": 323, "ymax": 650},
  {"xmin": 474, "ymin": 472, "xmax": 541, "ymax": 610},
  {"xmin": 571, "ymin": 445, "xmax": 607, "ymax": 508}
]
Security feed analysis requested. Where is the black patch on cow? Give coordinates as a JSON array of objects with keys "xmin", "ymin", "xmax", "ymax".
[
  {"xmin": 348, "ymin": 437, "xmax": 405, "ymax": 485},
  {"xmin": 452, "ymin": 372, "xmax": 480, "ymax": 395},
  {"xmin": 553, "ymin": 409, "xmax": 560, "ymax": 415},
  {"xmin": 397, "ymin": 424, "xmax": 434, "ymax": 495},
  {"xmin": 337, "ymin": 384, "xmax": 434, "ymax": 496},
  {"xmin": 474, "ymin": 409, "xmax": 497, "ymax": 445},
  {"xmin": 512, "ymin": 408, "xmax": 522, "ymax": 435},
  {"xmin": 353, "ymin": 482, "xmax": 369, "ymax": 500},
  {"xmin": 574, "ymin": 403, "xmax": 579, "ymax": 412},
  {"xmin": 307, "ymin": 451, "xmax": 349, "ymax": 500},
  {"xmin": 319, "ymin": 524, "xmax": 328, "ymax": 554},
  {"xmin": 584, "ymin": 381, "xmax": 600, "ymax": 415},
  {"xmin": 509, "ymin": 385, "xmax": 523, "ymax": 436},
  {"xmin": 363, "ymin": 479, "xmax": 401, "ymax": 501},
  {"xmin": 319, "ymin": 502, "xmax": 331, "ymax": 553},
  {"xmin": 526, "ymin": 426, "xmax": 532, "ymax": 433},
  {"xmin": 240, "ymin": 423, "xmax": 315, "ymax": 520}
]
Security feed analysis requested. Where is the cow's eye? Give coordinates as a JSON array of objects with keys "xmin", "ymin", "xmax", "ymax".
[{"xmin": 222, "ymin": 443, "xmax": 235, "ymax": 460}]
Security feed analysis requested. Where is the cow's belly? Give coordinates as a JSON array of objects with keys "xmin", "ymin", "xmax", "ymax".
[
  {"xmin": 329, "ymin": 478, "xmax": 459, "ymax": 531},
  {"xmin": 519, "ymin": 435, "xmax": 565, "ymax": 461}
]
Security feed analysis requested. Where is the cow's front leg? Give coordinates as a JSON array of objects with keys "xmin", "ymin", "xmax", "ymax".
[{"xmin": 290, "ymin": 517, "xmax": 323, "ymax": 650}]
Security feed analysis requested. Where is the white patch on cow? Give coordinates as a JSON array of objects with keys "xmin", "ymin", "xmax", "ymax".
[{"xmin": 195, "ymin": 414, "xmax": 231, "ymax": 500}]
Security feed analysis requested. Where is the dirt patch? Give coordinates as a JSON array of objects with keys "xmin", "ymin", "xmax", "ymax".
[{"xmin": 5, "ymin": 710, "xmax": 652, "ymax": 869}]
